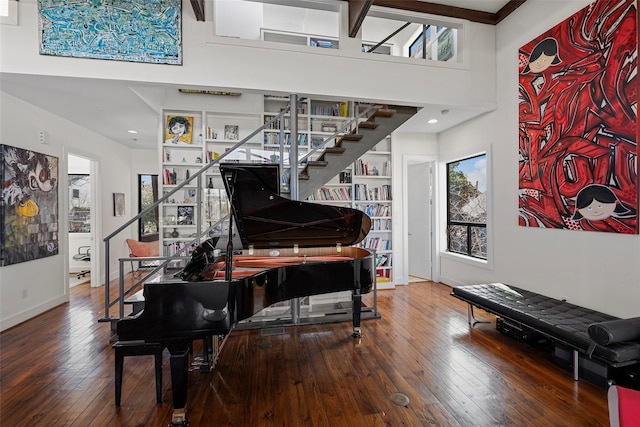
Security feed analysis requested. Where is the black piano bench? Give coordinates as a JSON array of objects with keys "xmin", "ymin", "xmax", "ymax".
[{"xmin": 113, "ymin": 341, "xmax": 163, "ymax": 406}]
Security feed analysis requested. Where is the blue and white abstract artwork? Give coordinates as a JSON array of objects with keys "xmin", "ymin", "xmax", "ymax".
[{"xmin": 38, "ymin": 0, "xmax": 182, "ymax": 65}]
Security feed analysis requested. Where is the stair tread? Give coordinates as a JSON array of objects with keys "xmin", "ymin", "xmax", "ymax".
[
  {"xmin": 374, "ymin": 109, "xmax": 396, "ymax": 117},
  {"xmin": 324, "ymin": 147, "xmax": 346, "ymax": 153},
  {"xmin": 359, "ymin": 121, "xmax": 379, "ymax": 129},
  {"xmin": 307, "ymin": 161, "xmax": 328, "ymax": 167},
  {"xmin": 341, "ymin": 134, "xmax": 363, "ymax": 141}
]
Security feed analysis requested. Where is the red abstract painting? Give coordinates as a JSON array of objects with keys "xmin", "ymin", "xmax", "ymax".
[{"xmin": 518, "ymin": 0, "xmax": 638, "ymax": 234}]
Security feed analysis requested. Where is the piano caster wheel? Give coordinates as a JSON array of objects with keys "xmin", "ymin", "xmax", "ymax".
[
  {"xmin": 352, "ymin": 328, "xmax": 362, "ymax": 339},
  {"xmin": 169, "ymin": 420, "xmax": 189, "ymax": 427}
]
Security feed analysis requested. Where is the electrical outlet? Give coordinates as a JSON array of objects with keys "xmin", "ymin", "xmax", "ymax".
[{"xmin": 38, "ymin": 130, "xmax": 48, "ymax": 144}]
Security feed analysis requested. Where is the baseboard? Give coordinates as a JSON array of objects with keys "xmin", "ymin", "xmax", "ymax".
[{"xmin": 0, "ymin": 294, "xmax": 68, "ymax": 332}]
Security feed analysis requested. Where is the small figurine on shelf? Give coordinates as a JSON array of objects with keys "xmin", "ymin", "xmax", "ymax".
[{"xmin": 171, "ymin": 228, "xmax": 179, "ymax": 238}]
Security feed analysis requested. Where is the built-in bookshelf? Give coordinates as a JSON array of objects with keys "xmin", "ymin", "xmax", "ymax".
[
  {"xmin": 159, "ymin": 103, "xmax": 394, "ymax": 286},
  {"xmin": 306, "ymin": 136, "xmax": 394, "ymax": 286}
]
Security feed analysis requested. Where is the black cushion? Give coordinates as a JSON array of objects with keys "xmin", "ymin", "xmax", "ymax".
[{"xmin": 588, "ymin": 317, "xmax": 640, "ymax": 346}]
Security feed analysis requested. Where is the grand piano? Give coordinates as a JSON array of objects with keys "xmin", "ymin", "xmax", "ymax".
[{"xmin": 116, "ymin": 162, "xmax": 375, "ymax": 426}]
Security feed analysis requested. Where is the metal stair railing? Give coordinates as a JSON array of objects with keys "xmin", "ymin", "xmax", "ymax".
[{"xmin": 101, "ymin": 103, "xmax": 293, "ymax": 322}]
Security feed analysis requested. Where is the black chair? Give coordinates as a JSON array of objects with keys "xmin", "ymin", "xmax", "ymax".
[{"xmin": 72, "ymin": 246, "xmax": 90, "ymax": 279}]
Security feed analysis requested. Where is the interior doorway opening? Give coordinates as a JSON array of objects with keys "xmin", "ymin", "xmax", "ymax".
[{"xmin": 67, "ymin": 153, "xmax": 99, "ymax": 288}]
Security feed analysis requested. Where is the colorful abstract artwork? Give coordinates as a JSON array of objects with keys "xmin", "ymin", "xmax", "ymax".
[
  {"xmin": 1, "ymin": 145, "xmax": 59, "ymax": 266},
  {"xmin": 38, "ymin": 0, "xmax": 182, "ymax": 65},
  {"xmin": 165, "ymin": 115, "xmax": 195, "ymax": 144},
  {"xmin": 518, "ymin": 0, "xmax": 638, "ymax": 234}
]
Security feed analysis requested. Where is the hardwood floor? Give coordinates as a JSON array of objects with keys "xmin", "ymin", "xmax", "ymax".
[{"xmin": 0, "ymin": 280, "xmax": 609, "ymax": 426}]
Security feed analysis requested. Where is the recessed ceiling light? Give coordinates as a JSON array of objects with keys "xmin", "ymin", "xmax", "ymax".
[
  {"xmin": 427, "ymin": 119, "xmax": 438, "ymax": 124},
  {"xmin": 127, "ymin": 130, "xmax": 138, "ymax": 134}
]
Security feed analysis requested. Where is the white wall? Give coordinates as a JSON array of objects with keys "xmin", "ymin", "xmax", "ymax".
[
  {"xmin": 0, "ymin": 93, "xmax": 137, "ymax": 330},
  {"xmin": 437, "ymin": 0, "xmax": 640, "ymax": 318}
]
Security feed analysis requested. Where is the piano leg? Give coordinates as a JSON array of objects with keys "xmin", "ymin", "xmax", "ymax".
[
  {"xmin": 352, "ymin": 289, "xmax": 362, "ymax": 338},
  {"xmin": 168, "ymin": 344, "xmax": 190, "ymax": 427}
]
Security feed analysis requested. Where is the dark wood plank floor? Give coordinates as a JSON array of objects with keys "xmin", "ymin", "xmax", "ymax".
[{"xmin": 0, "ymin": 280, "xmax": 609, "ymax": 426}]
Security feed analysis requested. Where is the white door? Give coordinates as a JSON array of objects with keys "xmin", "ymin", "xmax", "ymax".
[{"xmin": 407, "ymin": 161, "xmax": 432, "ymax": 280}]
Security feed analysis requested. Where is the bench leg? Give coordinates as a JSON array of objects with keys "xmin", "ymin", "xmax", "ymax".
[
  {"xmin": 573, "ymin": 349, "xmax": 579, "ymax": 381},
  {"xmin": 467, "ymin": 304, "xmax": 491, "ymax": 327}
]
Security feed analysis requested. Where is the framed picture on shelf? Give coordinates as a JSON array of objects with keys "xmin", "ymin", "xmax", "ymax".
[
  {"xmin": 224, "ymin": 125, "xmax": 239, "ymax": 140},
  {"xmin": 177, "ymin": 205, "xmax": 194, "ymax": 225},
  {"xmin": 165, "ymin": 115, "xmax": 195, "ymax": 145}
]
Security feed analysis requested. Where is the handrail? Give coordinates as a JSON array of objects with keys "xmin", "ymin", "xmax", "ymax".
[{"xmin": 102, "ymin": 104, "xmax": 292, "ymax": 320}]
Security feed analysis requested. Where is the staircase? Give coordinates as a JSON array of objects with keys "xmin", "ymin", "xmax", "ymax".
[{"xmin": 296, "ymin": 105, "xmax": 419, "ymax": 200}]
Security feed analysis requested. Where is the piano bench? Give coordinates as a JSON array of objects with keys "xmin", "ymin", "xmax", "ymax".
[{"xmin": 113, "ymin": 341, "xmax": 163, "ymax": 406}]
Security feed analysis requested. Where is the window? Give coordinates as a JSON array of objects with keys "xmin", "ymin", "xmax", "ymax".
[
  {"xmin": 446, "ymin": 154, "xmax": 487, "ymax": 259},
  {"xmin": 138, "ymin": 174, "xmax": 159, "ymax": 242},
  {"xmin": 68, "ymin": 174, "xmax": 90, "ymax": 233}
]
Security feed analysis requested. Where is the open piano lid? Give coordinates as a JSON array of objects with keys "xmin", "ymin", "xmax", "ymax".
[{"xmin": 220, "ymin": 162, "xmax": 371, "ymax": 249}]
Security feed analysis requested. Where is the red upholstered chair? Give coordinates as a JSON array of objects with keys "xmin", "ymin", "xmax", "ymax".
[
  {"xmin": 125, "ymin": 239, "xmax": 160, "ymax": 277},
  {"xmin": 608, "ymin": 385, "xmax": 640, "ymax": 427}
]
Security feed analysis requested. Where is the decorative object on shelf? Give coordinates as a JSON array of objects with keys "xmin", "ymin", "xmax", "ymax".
[
  {"xmin": 113, "ymin": 193, "xmax": 125, "ymax": 217},
  {"xmin": 224, "ymin": 125, "xmax": 239, "ymax": 140},
  {"xmin": 37, "ymin": 0, "xmax": 182, "ymax": 65},
  {"xmin": 177, "ymin": 205, "xmax": 194, "ymax": 225},
  {"xmin": 0, "ymin": 144, "xmax": 59, "ymax": 266},
  {"xmin": 171, "ymin": 228, "xmax": 180, "ymax": 238},
  {"xmin": 165, "ymin": 115, "xmax": 195, "ymax": 145},
  {"xmin": 207, "ymin": 177, "xmax": 214, "ymax": 189},
  {"xmin": 321, "ymin": 122, "xmax": 338, "ymax": 132},
  {"xmin": 163, "ymin": 215, "xmax": 176, "ymax": 225}
]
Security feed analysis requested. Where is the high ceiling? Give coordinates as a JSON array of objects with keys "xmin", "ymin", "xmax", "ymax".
[{"xmin": 1, "ymin": 1, "xmax": 524, "ymax": 150}]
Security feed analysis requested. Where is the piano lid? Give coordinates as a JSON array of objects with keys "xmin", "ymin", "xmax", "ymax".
[{"xmin": 220, "ymin": 162, "xmax": 371, "ymax": 249}]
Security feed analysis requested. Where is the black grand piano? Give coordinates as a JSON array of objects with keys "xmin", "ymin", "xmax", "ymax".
[{"xmin": 116, "ymin": 163, "xmax": 375, "ymax": 426}]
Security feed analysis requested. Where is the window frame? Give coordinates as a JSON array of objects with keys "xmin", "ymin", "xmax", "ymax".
[{"xmin": 444, "ymin": 152, "xmax": 489, "ymax": 262}]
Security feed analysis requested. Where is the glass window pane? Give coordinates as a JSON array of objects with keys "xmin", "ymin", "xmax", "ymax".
[
  {"xmin": 448, "ymin": 155, "xmax": 486, "ymax": 224},
  {"xmin": 447, "ymin": 153, "xmax": 487, "ymax": 259},
  {"xmin": 470, "ymin": 226, "xmax": 487, "ymax": 259},
  {"xmin": 447, "ymin": 224, "xmax": 468, "ymax": 255},
  {"xmin": 68, "ymin": 174, "xmax": 90, "ymax": 233}
]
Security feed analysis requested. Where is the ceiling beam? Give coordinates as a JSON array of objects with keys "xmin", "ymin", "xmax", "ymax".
[
  {"xmin": 347, "ymin": 0, "xmax": 375, "ymax": 37},
  {"xmin": 371, "ymin": 0, "xmax": 527, "ymax": 25},
  {"xmin": 190, "ymin": 0, "xmax": 205, "ymax": 22},
  {"xmin": 494, "ymin": 1, "xmax": 526, "ymax": 24}
]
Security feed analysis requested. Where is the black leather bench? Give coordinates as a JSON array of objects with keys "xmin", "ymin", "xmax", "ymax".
[{"xmin": 451, "ymin": 283, "xmax": 640, "ymax": 387}]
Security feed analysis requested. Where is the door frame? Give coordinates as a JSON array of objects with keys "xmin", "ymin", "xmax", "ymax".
[
  {"xmin": 66, "ymin": 150, "xmax": 101, "ymax": 288},
  {"xmin": 402, "ymin": 154, "xmax": 439, "ymax": 284}
]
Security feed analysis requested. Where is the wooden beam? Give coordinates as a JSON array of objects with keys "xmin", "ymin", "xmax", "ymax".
[
  {"xmin": 372, "ymin": 0, "xmax": 527, "ymax": 25},
  {"xmin": 494, "ymin": 1, "xmax": 527, "ymax": 24},
  {"xmin": 190, "ymin": 0, "xmax": 205, "ymax": 22},
  {"xmin": 347, "ymin": 0, "xmax": 374, "ymax": 37}
]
